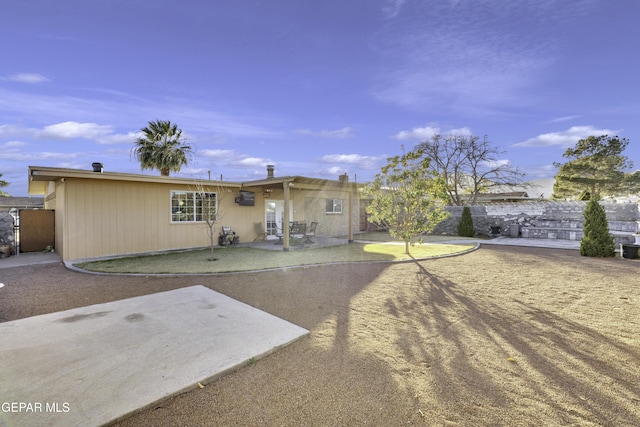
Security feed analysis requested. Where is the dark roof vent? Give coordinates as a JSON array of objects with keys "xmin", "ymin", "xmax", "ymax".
[
  {"xmin": 92, "ymin": 162, "xmax": 104, "ymax": 173},
  {"xmin": 267, "ymin": 164, "xmax": 275, "ymax": 178}
]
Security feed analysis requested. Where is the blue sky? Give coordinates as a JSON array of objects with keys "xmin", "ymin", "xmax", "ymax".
[{"xmin": 1, "ymin": 0, "xmax": 639, "ymax": 197}]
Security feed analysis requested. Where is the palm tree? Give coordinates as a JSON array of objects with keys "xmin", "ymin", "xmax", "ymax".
[
  {"xmin": 0, "ymin": 173, "xmax": 9, "ymax": 197},
  {"xmin": 133, "ymin": 120, "xmax": 192, "ymax": 176}
]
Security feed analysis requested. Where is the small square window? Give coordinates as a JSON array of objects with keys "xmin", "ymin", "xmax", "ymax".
[{"xmin": 326, "ymin": 198, "xmax": 342, "ymax": 214}]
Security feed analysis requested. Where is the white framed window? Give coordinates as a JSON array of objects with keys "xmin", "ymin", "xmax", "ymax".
[
  {"xmin": 171, "ymin": 191, "xmax": 217, "ymax": 222},
  {"xmin": 325, "ymin": 198, "xmax": 342, "ymax": 214}
]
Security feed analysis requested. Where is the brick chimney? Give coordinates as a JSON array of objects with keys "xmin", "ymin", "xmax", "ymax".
[
  {"xmin": 267, "ymin": 165, "xmax": 275, "ymax": 178},
  {"xmin": 339, "ymin": 173, "xmax": 348, "ymax": 182}
]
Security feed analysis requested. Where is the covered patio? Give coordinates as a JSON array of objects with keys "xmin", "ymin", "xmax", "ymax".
[{"xmin": 242, "ymin": 235, "xmax": 350, "ymax": 251}]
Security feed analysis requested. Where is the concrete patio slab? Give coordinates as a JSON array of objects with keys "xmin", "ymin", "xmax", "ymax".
[{"xmin": 0, "ymin": 286, "xmax": 309, "ymax": 427}]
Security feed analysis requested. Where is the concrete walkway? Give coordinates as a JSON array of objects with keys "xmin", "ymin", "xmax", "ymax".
[
  {"xmin": 243, "ymin": 235, "xmax": 349, "ymax": 250},
  {"xmin": 0, "ymin": 286, "xmax": 309, "ymax": 427},
  {"xmin": 351, "ymin": 236, "xmax": 583, "ymax": 251},
  {"xmin": 0, "ymin": 251, "xmax": 61, "ymax": 269},
  {"xmin": 447, "ymin": 236, "xmax": 581, "ymax": 250}
]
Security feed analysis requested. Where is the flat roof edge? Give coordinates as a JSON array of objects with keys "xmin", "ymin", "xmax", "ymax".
[{"xmin": 28, "ymin": 166, "xmax": 242, "ymax": 188}]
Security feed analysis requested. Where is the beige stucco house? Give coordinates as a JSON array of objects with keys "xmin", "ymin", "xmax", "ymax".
[{"xmin": 28, "ymin": 165, "xmax": 361, "ymax": 261}]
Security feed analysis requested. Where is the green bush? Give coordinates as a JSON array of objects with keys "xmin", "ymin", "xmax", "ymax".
[
  {"xmin": 580, "ymin": 198, "xmax": 615, "ymax": 257},
  {"xmin": 457, "ymin": 206, "xmax": 475, "ymax": 237}
]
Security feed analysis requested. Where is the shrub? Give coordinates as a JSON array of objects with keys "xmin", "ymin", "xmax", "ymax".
[
  {"xmin": 457, "ymin": 206, "xmax": 475, "ymax": 237},
  {"xmin": 580, "ymin": 198, "xmax": 615, "ymax": 257}
]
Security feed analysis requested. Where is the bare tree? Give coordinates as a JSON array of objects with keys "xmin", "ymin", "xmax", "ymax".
[
  {"xmin": 191, "ymin": 180, "xmax": 227, "ymax": 261},
  {"xmin": 416, "ymin": 134, "xmax": 525, "ymax": 205}
]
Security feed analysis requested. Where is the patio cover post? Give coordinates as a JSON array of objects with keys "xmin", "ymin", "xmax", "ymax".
[
  {"xmin": 348, "ymin": 187, "xmax": 354, "ymax": 242},
  {"xmin": 283, "ymin": 180, "xmax": 291, "ymax": 251}
]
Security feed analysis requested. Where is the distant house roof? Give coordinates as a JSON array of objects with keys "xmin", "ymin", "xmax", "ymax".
[
  {"xmin": 0, "ymin": 196, "xmax": 44, "ymax": 210},
  {"xmin": 474, "ymin": 191, "xmax": 533, "ymax": 203}
]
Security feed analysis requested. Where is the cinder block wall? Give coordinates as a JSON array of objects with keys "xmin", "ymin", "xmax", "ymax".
[{"xmin": 433, "ymin": 201, "xmax": 640, "ymax": 237}]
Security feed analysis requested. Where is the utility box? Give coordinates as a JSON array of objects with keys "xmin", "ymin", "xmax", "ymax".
[{"xmin": 621, "ymin": 244, "xmax": 640, "ymax": 259}]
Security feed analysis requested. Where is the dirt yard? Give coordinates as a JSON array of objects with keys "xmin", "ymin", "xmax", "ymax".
[{"xmin": 1, "ymin": 245, "xmax": 638, "ymax": 426}]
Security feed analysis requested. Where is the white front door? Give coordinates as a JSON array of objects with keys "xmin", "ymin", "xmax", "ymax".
[{"xmin": 265, "ymin": 200, "xmax": 293, "ymax": 239}]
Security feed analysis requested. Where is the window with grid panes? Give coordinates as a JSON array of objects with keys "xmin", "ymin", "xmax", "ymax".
[{"xmin": 171, "ymin": 191, "xmax": 217, "ymax": 222}]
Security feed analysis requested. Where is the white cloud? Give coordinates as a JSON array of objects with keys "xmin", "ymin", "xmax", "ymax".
[
  {"xmin": 96, "ymin": 132, "xmax": 139, "ymax": 145},
  {"xmin": 373, "ymin": 31, "xmax": 547, "ymax": 111},
  {"xmin": 547, "ymin": 115, "xmax": 581, "ymax": 123},
  {"xmin": 199, "ymin": 149, "xmax": 272, "ymax": 169},
  {"xmin": 523, "ymin": 165, "xmax": 558, "ymax": 180},
  {"xmin": 40, "ymin": 121, "xmax": 114, "ymax": 140},
  {"xmin": 1, "ymin": 122, "xmax": 133, "ymax": 145},
  {"xmin": 481, "ymin": 159, "xmax": 511, "ymax": 168},
  {"xmin": 5, "ymin": 73, "xmax": 50, "ymax": 84},
  {"xmin": 381, "ymin": 0, "xmax": 405, "ymax": 19},
  {"xmin": 200, "ymin": 149, "xmax": 237, "ymax": 161},
  {"xmin": 0, "ymin": 124, "xmax": 31, "ymax": 138},
  {"xmin": 513, "ymin": 126, "xmax": 619, "ymax": 148},
  {"xmin": 326, "ymin": 166, "xmax": 343, "ymax": 175},
  {"xmin": 370, "ymin": 2, "xmax": 595, "ymax": 113},
  {"xmin": 449, "ymin": 127, "xmax": 473, "ymax": 136},
  {"xmin": 295, "ymin": 127, "xmax": 354, "ymax": 139},
  {"xmin": 311, "ymin": 166, "xmax": 352, "ymax": 179},
  {"xmin": 1, "ymin": 141, "xmax": 27, "ymax": 148},
  {"xmin": 236, "ymin": 157, "xmax": 270, "ymax": 167},
  {"xmin": 393, "ymin": 125, "xmax": 472, "ymax": 140},
  {"xmin": 394, "ymin": 126, "xmax": 439, "ymax": 141},
  {"xmin": 320, "ymin": 154, "xmax": 385, "ymax": 169},
  {"xmin": 0, "ymin": 87, "xmax": 280, "ymax": 140},
  {"xmin": 0, "ymin": 150, "xmax": 82, "ymax": 162}
]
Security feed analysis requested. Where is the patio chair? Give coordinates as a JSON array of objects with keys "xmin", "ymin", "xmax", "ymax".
[
  {"xmin": 304, "ymin": 221, "xmax": 318, "ymax": 243},
  {"xmin": 290, "ymin": 222, "xmax": 306, "ymax": 243},
  {"xmin": 273, "ymin": 225, "xmax": 284, "ymax": 245},
  {"xmin": 218, "ymin": 226, "xmax": 239, "ymax": 246},
  {"xmin": 253, "ymin": 222, "xmax": 268, "ymax": 241}
]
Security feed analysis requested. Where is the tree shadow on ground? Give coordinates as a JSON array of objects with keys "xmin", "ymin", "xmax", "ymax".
[{"xmin": 387, "ymin": 257, "xmax": 640, "ymax": 425}]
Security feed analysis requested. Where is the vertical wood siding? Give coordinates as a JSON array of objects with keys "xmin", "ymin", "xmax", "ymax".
[
  {"xmin": 54, "ymin": 178, "xmax": 358, "ymax": 260},
  {"xmin": 59, "ymin": 179, "xmax": 276, "ymax": 260}
]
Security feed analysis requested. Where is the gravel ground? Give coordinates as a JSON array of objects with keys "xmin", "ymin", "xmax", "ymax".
[{"xmin": 1, "ymin": 245, "xmax": 639, "ymax": 426}]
